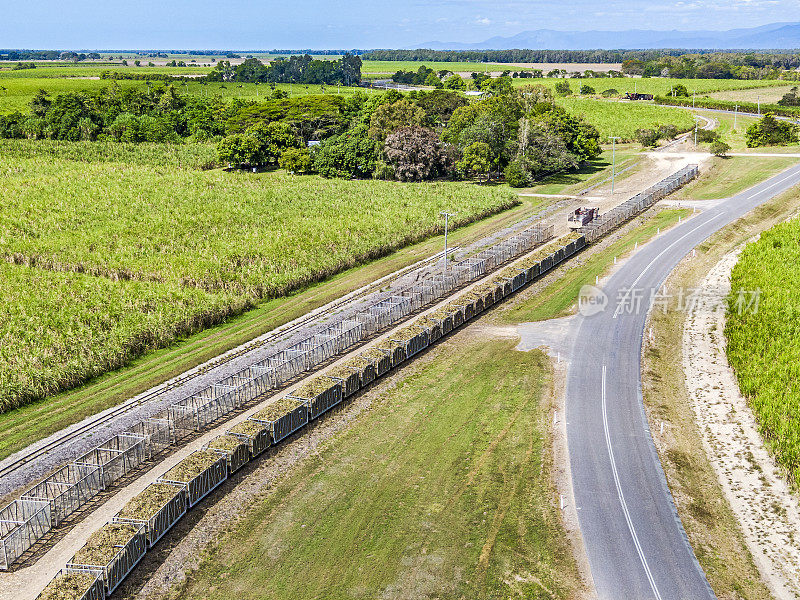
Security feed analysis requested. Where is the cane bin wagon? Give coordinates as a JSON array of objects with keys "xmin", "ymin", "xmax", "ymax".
[
  {"xmin": 360, "ymin": 348, "xmax": 392, "ymax": 378},
  {"xmin": 228, "ymin": 420, "xmax": 271, "ymax": 458},
  {"xmin": 205, "ymin": 435, "xmax": 251, "ymax": 475},
  {"xmin": 390, "ymin": 325, "xmax": 429, "ymax": 359},
  {"xmin": 344, "ymin": 355, "xmax": 377, "ymax": 386},
  {"xmin": 36, "ymin": 568, "xmax": 104, "ymax": 600},
  {"xmin": 290, "ymin": 376, "xmax": 344, "ymax": 419},
  {"xmin": 375, "ymin": 340, "xmax": 407, "ymax": 368},
  {"xmin": 324, "ymin": 365, "xmax": 361, "ymax": 399},
  {"xmin": 67, "ymin": 521, "xmax": 147, "ymax": 596},
  {"xmin": 116, "ymin": 483, "xmax": 187, "ymax": 548},
  {"xmin": 158, "ymin": 451, "xmax": 227, "ymax": 507},
  {"xmin": 251, "ymin": 398, "xmax": 308, "ymax": 444}
]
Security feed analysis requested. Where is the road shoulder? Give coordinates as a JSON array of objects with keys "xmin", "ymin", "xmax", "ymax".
[{"xmin": 641, "ymin": 185, "xmax": 800, "ymax": 600}]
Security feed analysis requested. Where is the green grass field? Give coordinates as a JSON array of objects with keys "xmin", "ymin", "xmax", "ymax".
[
  {"xmin": 520, "ymin": 77, "xmax": 790, "ymax": 97},
  {"xmin": 502, "ymin": 209, "xmax": 690, "ymax": 323},
  {"xmin": 0, "ymin": 148, "xmax": 518, "ymax": 413},
  {"xmin": 175, "ymin": 336, "xmax": 582, "ymax": 600},
  {"xmin": 0, "ymin": 138, "xmax": 218, "ymax": 168},
  {"xmin": 673, "ymin": 156, "xmax": 799, "ymax": 200},
  {"xmin": 0, "ymin": 76, "xmax": 366, "ymax": 113},
  {"xmin": 557, "ymin": 97, "xmax": 695, "ymax": 140},
  {"xmin": 511, "ymin": 145, "xmax": 639, "ymax": 194},
  {"xmin": 727, "ymin": 214, "xmax": 800, "ymax": 484},
  {"xmin": 360, "ymin": 60, "xmax": 532, "ymax": 74}
]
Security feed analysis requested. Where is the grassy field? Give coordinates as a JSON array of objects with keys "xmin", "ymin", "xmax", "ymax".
[
  {"xmin": 520, "ymin": 77, "xmax": 790, "ymax": 97},
  {"xmin": 557, "ymin": 97, "xmax": 695, "ymax": 140},
  {"xmin": 0, "ymin": 193, "xmax": 552, "ymax": 462},
  {"xmin": 0, "ymin": 138, "xmax": 218, "ymax": 169},
  {"xmin": 512, "ymin": 145, "xmax": 640, "ymax": 194},
  {"xmin": 0, "ymin": 75, "xmax": 367, "ymax": 113},
  {"xmin": 360, "ymin": 60, "xmax": 533, "ymax": 74},
  {"xmin": 502, "ymin": 209, "xmax": 690, "ymax": 323},
  {"xmin": 707, "ymin": 84, "xmax": 796, "ymax": 104},
  {"xmin": 726, "ymin": 216, "xmax": 800, "ymax": 484},
  {"xmin": 0, "ymin": 65, "xmax": 212, "ymax": 78},
  {"xmin": 0, "ymin": 150, "xmax": 518, "ymax": 413},
  {"xmin": 672, "ymin": 156, "xmax": 799, "ymax": 200},
  {"xmin": 175, "ymin": 336, "xmax": 582, "ymax": 600}
]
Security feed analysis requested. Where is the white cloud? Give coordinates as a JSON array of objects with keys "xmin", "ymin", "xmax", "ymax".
[{"xmin": 475, "ymin": 16, "xmax": 492, "ymax": 25}]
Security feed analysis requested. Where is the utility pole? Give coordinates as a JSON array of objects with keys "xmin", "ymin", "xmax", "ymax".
[
  {"xmin": 440, "ymin": 212, "xmax": 456, "ymax": 271},
  {"xmin": 692, "ymin": 90, "xmax": 695, "ymax": 108},
  {"xmin": 694, "ymin": 116, "xmax": 698, "ymax": 147},
  {"xmin": 610, "ymin": 137, "xmax": 621, "ymax": 197},
  {"xmin": 734, "ymin": 105, "xmax": 739, "ymax": 131},
  {"xmin": 758, "ymin": 95, "xmax": 761, "ymax": 116}
]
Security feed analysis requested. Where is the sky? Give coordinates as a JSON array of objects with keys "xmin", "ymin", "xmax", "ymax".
[{"xmin": 2, "ymin": 0, "xmax": 800, "ymax": 49}]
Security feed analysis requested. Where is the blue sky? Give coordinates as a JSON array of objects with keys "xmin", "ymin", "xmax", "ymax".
[{"xmin": 2, "ymin": 0, "xmax": 799, "ymax": 49}]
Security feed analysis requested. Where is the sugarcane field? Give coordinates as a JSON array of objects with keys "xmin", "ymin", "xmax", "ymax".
[{"xmin": 5, "ymin": 3, "xmax": 800, "ymax": 600}]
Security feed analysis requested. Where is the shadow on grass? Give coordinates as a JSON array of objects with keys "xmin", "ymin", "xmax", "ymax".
[{"xmin": 533, "ymin": 158, "xmax": 613, "ymax": 187}]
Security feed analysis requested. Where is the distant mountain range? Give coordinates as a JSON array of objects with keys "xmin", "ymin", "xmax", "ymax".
[{"xmin": 416, "ymin": 22, "xmax": 800, "ymax": 50}]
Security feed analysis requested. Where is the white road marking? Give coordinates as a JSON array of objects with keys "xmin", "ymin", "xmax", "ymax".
[
  {"xmin": 746, "ymin": 171, "xmax": 800, "ymax": 199},
  {"xmin": 613, "ymin": 213, "xmax": 724, "ymax": 319},
  {"xmin": 602, "ymin": 365, "xmax": 664, "ymax": 600}
]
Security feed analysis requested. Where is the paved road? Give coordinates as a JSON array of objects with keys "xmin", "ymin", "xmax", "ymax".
[{"xmin": 566, "ymin": 161, "xmax": 800, "ymax": 599}]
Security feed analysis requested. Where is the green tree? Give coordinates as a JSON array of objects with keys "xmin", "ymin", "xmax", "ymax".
[
  {"xmin": 246, "ymin": 121, "xmax": 299, "ymax": 164},
  {"xmin": 579, "ymin": 84, "xmax": 596, "ymax": 95},
  {"xmin": 279, "ymin": 147, "xmax": 314, "ymax": 173},
  {"xmin": 367, "ymin": 99, "xmax": 426, "ymax": 140},
  {"xmin": 481, "ymin": 76, "xmax": 514, "ymax": 95},
  {"xmin": 554, "ymin": 81, "xmax": 571, "ymax": 96},
  {"xmin": 443, "ymin": 95, "xmax": 523, "ymax": 172},
  {"xmin": 314, "ymin": 124, "xmax": 380, "ymax": 178},
  {"xmin": 746, "ymin": 114, "xmax": 800, "ymax": 147},
  {"xmin": 504, "ymin": 159, "xmax": 531, "ymax": 187},
  {"xmin": 672, "ymin": 84, "xmax": 689, "ymax": 97},
  {"xmin": 457, "ymin": 141, "xmax": 492, "ymax": 182},
  {"xmin": 443, "ymin": 75, "xmax": 466, "ymax": 90},
  {"xmin": 635, "ymin": 128, "xmax": 660, "ymax": 147},
  {"xmin": 424, "ymin": 72, "xmax": 443, "ymax": 88},
  {"xmin": 710, "ymin": 140, "xmax": 731, "ymax": 157}
]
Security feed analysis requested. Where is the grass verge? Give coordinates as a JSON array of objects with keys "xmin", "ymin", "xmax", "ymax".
[
  {"xmin": 0, "ymin": 197, "xmax": 549, "ymax": 462},
  {"xmin": 513, "ymin": 146, "xmax": 639, "ymax": 196},
  {"xmin": 640, "ymin": 185, "xmax": 800, "ymax": 599},
  {"xmin": 174, "ymin": 336, "xmax": 582, "ymax": 600},
  {"xmin": 672, "ymin": 155, "xmax": 799, "ymax": 200},
  {"xmin": 501, "ymin": 208, "xmax": 690, "ymax": 323}
]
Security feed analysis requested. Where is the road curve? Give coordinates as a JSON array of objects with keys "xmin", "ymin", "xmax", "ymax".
[{"xmin": 566, "ymin": 161, "xmax": 800, "ymax": 599}]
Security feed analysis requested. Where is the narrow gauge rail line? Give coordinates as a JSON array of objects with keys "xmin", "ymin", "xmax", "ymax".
[
  {"xmin": 0, "ymin": 246, "xmax": 459, "ymax": 482},
  {"xmin": 25, "ymin": 164, "xmax": 701, "ymax": 600}
]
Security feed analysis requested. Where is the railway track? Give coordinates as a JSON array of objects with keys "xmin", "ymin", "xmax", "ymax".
[{"xmin": 0, "ymin": 246, "xmax": 458, "ymax": 482}]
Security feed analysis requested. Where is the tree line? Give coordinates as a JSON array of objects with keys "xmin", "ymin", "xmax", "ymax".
[
  {"xmin": 208, "ymin": 54, "xmax": 362, "ymax": 85},
  {"xmin": 217, "ymin": 84, "xmax": 601, "ymax": 187},
  {"xmin": 0, "ymin": 78, "xmax": 600, "ymax": 187},
  {"xmin": 363, "ymin": 49, "xmax": 800, "ymax": 68}
]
